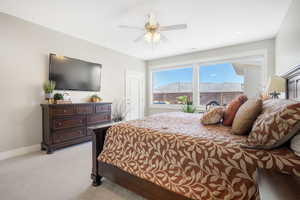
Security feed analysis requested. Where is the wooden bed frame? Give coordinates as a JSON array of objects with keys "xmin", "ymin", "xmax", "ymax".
[
  {"xmin": 282, "ymin": 65, "xmax": 300, "ymax": 101},
  {"xmin": 89, "ymin": 123, "xmax": 190, "ymax": 200},
  {"xmin": 90, "ymin": 65, "xmax": 300, "ymax": 200}
]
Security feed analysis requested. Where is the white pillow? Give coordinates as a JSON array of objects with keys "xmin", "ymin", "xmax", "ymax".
[{"xmin": 291, "ymin": 134, "xmax": 300, "ymax": 156}]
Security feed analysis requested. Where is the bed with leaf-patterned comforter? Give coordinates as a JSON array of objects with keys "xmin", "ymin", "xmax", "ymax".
[{"xmin": 98, "ymin": 112, "xmax": 300, "ymax": 200}]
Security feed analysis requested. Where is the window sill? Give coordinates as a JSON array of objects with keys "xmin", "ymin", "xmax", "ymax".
[
  {"xmin": 149, "ymin": 104, "xmax": 206, "ymax": 112},
  {"xmin": 149, "ymin": 104, "xmax": 182, "ymax": 110}
]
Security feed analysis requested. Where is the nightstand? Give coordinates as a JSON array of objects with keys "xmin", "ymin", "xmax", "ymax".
[{"xmin": 257, "ymin": 168, "xmax": 300, "ymax": 200}]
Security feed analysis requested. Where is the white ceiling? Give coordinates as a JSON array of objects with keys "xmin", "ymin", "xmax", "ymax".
[{"xmin": 0, "ymin": 0, "xmax": 292, "ymax": 60}]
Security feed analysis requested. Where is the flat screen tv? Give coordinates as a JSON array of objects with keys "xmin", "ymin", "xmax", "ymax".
[{"xmin": 49, "ymin": 54, "xmax": 101, "ymax": 91}]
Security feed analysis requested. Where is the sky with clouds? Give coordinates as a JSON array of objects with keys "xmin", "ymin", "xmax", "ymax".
[{"xmin": 153, "ymin": 63, "xmax": 244, "ymax": 88}]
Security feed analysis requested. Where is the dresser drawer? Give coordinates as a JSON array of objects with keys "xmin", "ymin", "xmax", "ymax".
[
  {"xmin": 52, "ymin": 106, "xmax": 75, "ymax": 117},
  {"xmin": 75, "ymin": 105, "xmax": 94, "ymax": 115},
  {"xmin": 53, "ymin": 128, "xmax": 86, "ymax": 144},
  {"xmin": 95, "ymin": 104, "xmax": 111, "ymax": 113},
  {"xmin": 41, "ymin": 103, "xmax": 112, "ymax": 154},
  {"xmin": 87, "ymin": 114, "xmax": 111, "ymax": 125},
  {"xmin": 53, "ymin": 117, "xmax": 85, "ymax": 130}
]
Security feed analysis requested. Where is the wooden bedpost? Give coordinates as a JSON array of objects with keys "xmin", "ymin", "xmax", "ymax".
[{"xmin": 89, "ymin": 123, "xmax": 113, "ymax": 186}]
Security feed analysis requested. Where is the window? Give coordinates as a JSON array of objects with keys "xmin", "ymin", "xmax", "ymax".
[
  {"xmin": 199, "ymin": 63, "xmax": 244, "ymax": 106},
  {"xmin": 149, "ymin": 56, "xmax": 263, "ymax": 109},
  {"xmin": 152, "ymin": 67, "xmax": 193, "ymax": 104}
]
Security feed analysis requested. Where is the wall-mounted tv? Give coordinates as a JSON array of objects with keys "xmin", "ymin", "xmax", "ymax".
[{"xmin": 49, "ymin": 54, "xmax": 102, "ymax": 91}]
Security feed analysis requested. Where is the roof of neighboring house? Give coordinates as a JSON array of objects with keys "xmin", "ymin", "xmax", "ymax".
[{"xmin": 153, "ymin": 82, "xmax": 243, "ymax": 93}]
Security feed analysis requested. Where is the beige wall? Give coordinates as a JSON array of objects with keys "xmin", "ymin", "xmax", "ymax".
[
  {"xmin": 146, "ymin": 39, "xmax": 275, "ymax": 115},
  {"xmin": 276, "ymin": 0, "xmax": 300, "ymax": 75},
  {"xmin": 0, "ymin": 13, "xmax": 145, "ymax": 153}
]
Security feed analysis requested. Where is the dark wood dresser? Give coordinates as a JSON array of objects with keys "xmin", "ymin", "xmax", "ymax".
[{"xmin": 41, "ymin": 102, "xmax": 111, "ymax": 154}]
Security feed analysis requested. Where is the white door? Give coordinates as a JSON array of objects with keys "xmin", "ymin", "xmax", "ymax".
[{"xmin": 126, "ymin": 71, "xmax": 145, "ymax": 120}]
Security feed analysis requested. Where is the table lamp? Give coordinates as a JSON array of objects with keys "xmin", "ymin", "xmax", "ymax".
[{"xmin": 266, "ymin": 75, "xmax": 286, "ymax": 99}]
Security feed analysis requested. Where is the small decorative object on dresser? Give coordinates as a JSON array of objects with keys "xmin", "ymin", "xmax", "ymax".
[
  {"xmin": 53, "ymin": 93, "xmax": 63, "ymax": 101},
  {"xmin": 63, "ymin": 91, "xmax": 72, "ymax": 102},
  {"xmin": 90, "ymin": 94, "xmax": 102, "ymax": 103},
  {"xmin": 41, "ymin": 102, "xmax": 111, "ymax": 154},
  {"xmin": 53, "ymin": 93, "xmax": 72, "ymax": 104},
  {"xmin": 112, "ymin": 99, "xmax": 128, "ymax": 122},
  {"xmin": 43, "ymin": 80, "xmax": 56, "ymax": 100}
]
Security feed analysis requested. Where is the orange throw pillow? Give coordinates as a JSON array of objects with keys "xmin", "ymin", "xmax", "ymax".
[{"xmin": 223, "ymin": 95, "xmax": 248, "ymax": 126}]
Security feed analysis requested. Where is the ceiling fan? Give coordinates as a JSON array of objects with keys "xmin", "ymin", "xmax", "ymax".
[{"xmin": 119, "ymin": 13, "xmax": 187, "ymax": 44}]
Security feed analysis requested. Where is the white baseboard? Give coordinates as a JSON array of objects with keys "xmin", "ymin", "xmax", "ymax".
[{"xmin": 0, "ymin": 144, "xmax": 40, "ymax": 161}]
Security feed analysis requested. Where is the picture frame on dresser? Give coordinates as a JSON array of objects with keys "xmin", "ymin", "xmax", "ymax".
[{"xmin": 41, "ymin": 102, "xmax": 111, "ymax": 154}]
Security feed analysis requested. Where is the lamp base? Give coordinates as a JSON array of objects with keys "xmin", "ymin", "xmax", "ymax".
[{"xmin": 270, "ymin": 91, "xmax": 280, "ymax": 99}]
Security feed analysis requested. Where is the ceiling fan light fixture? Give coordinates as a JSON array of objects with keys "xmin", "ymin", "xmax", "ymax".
[
  {"xmin": 144, "ymin": 32, "xmax": 160, "ymax": 43},
  {"xmin": 152, "ymin": 32, "xmax": 160, "ymax": 43},
  {"xmin": 144, "ymin": 32, "xmax": 152, "ymax": 43}
]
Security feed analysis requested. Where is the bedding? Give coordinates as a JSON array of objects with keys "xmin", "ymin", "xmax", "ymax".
[
  {"xmin": 200, "ymin": 106, "xmax": 224, "ymax": 125},
  {"xmin": 246, "ymin": 99, "xmax": 300, "ymax": 149},
  {"xmin": 98, "ymin": 112, "xmax": 300, "ymax": 200},
  {"xmin": 231, "ymin": 99, "xmax": 262, "ymax": 135},
  {"xmin": 291, "ymin": 133, "xmax": 300, "ymax": 156},
  {"xmin": 223, "ymin": 95, "xmax": 248, "ymax": 126}
]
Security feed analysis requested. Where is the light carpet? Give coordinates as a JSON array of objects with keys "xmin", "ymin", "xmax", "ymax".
[{"xmin": 0, "ymin": 142, "xmax": 144, "ymax": 200}]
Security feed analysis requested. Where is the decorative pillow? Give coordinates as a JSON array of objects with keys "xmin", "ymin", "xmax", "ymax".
[
  {"xmin": 291, "ymin": 133, "xmax": 300, "ymax": 157},
  {"xmin": 245, "ymin": 99, "xmax": 300, "ymax": 149},
  {"xmin": 200, "ymin": 106, "xmax": 224, "ymax": 125},
  {"xmin": 223, "ymin": 95, "xmax": 248, "ymax": 126},
  {"xmin": 231, "ymin": 99, "xmax": 262, "ymax": 135}
]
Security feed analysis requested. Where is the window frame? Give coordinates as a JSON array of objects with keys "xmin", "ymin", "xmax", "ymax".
[
  {"xmin": 198, "ymin": 63, "xmax": 246, "ymax": 107},
  {"xmin": 149, "ymin": 64, "xmax": 195, "ymax": 109},
  {"xmin": 148, "ymin": 51, "xmax": 267, "ymax": 110}
]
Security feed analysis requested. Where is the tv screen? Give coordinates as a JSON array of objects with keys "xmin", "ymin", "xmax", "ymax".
[{"xmin": 49, "ymin": 54, "xmax": 101, "ymax": 91}]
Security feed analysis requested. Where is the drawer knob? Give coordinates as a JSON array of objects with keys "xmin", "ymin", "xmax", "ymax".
[{"xmin": 63, "ymin": 110, "xmax": 67, "ymax": 113}]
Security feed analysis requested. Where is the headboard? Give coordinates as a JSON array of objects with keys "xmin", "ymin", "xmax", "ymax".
[{"xmin": 282, "ymin": 65, "xmax": 300, "ymax": 100}]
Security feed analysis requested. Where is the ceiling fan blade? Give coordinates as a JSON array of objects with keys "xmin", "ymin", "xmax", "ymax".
[
  {"xmin": 134, "ymin": 33, "xmax": 145, "ymax": 43},
  {"xmin": 160, "ymin": 33, "xmax": 168, "ymax": 42},
  {"xmin": 119, "ymin": 25, "xmax": 144, "ymax": 31},
  {"xmin": 160, "ymin": 24, "xmax": 187, "ymax": 31}
]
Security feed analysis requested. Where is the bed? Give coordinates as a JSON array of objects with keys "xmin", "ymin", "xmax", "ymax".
[{"xmin": 90, "ymin": 66, "xmax": 300, "ymax": 200}]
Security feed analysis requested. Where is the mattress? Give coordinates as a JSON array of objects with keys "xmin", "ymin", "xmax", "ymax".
[{"xmin": 98, "ymin": 112, "xmax": 300, "ymax": 200}]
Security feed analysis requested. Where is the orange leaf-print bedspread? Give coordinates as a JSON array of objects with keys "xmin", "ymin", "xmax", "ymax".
[{"xmin": 98, "ymin": 112, "xmax": 300, "ymax": 200}]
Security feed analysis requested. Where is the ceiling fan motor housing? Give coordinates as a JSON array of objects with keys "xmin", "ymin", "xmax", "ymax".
[{"xmin": 145, "ymin": 22, "xmax": 159, "ymax": 33}]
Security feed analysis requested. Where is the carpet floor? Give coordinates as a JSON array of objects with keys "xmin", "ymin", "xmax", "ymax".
[{"xmin": 0, "ymin": 142, "xmax": 144, "ymax": 200}]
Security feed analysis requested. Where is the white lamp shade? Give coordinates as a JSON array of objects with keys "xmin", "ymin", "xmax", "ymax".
[{"xmin": 266, "ymin": 75, "xmax": 286, "ymax": 93}]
